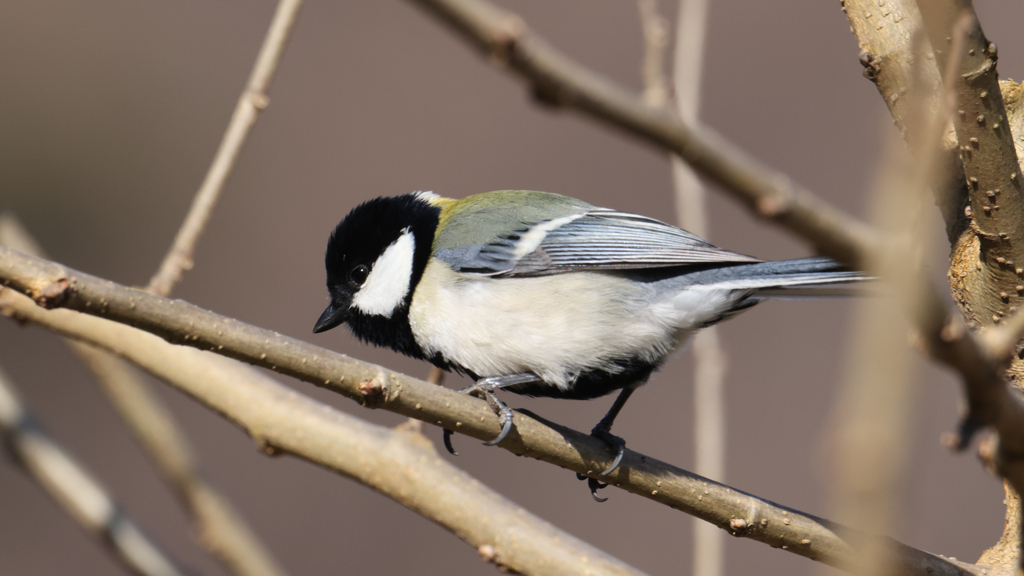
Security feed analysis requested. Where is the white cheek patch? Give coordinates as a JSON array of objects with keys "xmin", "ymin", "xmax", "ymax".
[{"xmin": 352, "ymin": 229, "xmax": 416, "ymax": 317}]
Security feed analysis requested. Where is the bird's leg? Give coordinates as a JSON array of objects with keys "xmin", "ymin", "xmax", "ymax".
[
  {"xmin": 578, "ymin": 383, "xmax": 639, "ymax": 502},
  {"xmin": 443, "ymin": 373, "xmax": 540, "ymax": 455}
]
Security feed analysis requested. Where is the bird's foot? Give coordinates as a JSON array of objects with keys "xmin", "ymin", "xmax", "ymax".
[
  {"xmin": 591, "ymin": 425, "xmax": 626, "ymax": 476},
  {"xmin": 442, "ymin": 374, "xmax": 538, "ymax": 455},
  {"xmin": 576, "ymin": 424, "xmax": 627, "ymax": 502}
]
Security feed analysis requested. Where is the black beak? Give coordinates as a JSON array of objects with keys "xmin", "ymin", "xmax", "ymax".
[{"xmin": 313, "ymin": 303, "xmax": 348, "ymax": 334}]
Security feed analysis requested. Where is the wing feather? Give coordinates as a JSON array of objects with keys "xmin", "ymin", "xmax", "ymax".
[{"xmin": 435, "ymin": 205, "xmax": 759, "ymax": 276}]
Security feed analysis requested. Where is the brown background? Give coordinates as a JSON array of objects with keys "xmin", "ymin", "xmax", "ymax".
[{"xmin": 2, "ymin": 1, "xmax": 1022, "ymax": 575}]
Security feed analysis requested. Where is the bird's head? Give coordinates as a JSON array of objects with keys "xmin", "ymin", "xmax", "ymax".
[{"xmin": 314, "ymin": 192, "xmax": 441, "ymax": 334}]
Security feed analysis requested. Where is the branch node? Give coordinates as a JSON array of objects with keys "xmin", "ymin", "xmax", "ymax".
[
  {"xmin": 34, "ymin": 277, "xmax": 69, "ymax": 309},
  {"xmin": 486, "ymin": 15, "xmax": 524, "ymax": 65},
  {"xmin": 729, "ymin": 518, "xmax": 749, "ymax": 534},
  {"xmin": 246, "ymin": 89, "xmax": 271, "ymax": 110},
  {"xmin": 859, "ymin": 50, "xmax": 880, "ymax": 82},
  {"xmin": 255, "ymin": 436, "xmax": 283, "ymax": 457},
  {"xmin": 477, "ymin": 543, "xmax": 503, "ymax": 567},
  {"xmin": 756, "ymin": 191, "xmax": 794, "ymax": 219},
  {"xmin": 357, "ymin": 373, "xmax": 388, "ymax": 408}
]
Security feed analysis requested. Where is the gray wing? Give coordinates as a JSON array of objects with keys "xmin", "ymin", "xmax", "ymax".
[{"xmin": 435, "ymin": 207, "xmax": 760, "ymax": 277}]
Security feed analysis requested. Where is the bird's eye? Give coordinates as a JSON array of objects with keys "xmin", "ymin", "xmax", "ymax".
[{"xmin": 350, "ymin": 264, "xmax": 370, "ymax": 286}]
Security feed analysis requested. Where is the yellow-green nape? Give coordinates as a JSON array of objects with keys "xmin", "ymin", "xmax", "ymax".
[{"xmin": 433, "ymin": 190, "xmax": 593, "ymax": 251}]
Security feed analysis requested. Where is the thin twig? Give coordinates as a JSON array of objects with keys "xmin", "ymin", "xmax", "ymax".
[
  {"xmin": 1, "ymin": 214, "xmax": 288, "ymax": 576},
  {"xmin": 147, "ymin": 0, "xmax": 303, "ymax": 297},
  {"xmin": 405, "ymin": 0, "xmax": 878, "ymax": 267},
  {"xmin": 0, "ymin": 290, "xmax": 646, "ymax": 576},
  {"xmin": 829, "ymin": 124, "xmax": 926, "ymax": 574},
  {"xmin": 665, "ymin": 0, "xmax": 724, "ymax": 574},
  {"xmin": 111, "ymin": 1, "xmax": 303, "ymax": 571},
  {"xmin": 72, "ymin": 346, "xmax": 289, "ymax": 576},
  {"xmin": 0, "ymin": 366, "xmax": 189, "ymax": 576},
  {"xmin": 403, "ymin": 0, "xmax": 1024, "ymax": 456},
  {"xmin": 636, "ymin": 0, "xmax": 669, "ymax": 108},
  {"xmin": 0, "ymin": 246, "xmax": 989, "ymax": 576}
]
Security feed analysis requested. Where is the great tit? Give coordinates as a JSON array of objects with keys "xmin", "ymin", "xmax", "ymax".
[{"xmin": 314, "ymin": 190, "xmax": 862, "ymax": 477}]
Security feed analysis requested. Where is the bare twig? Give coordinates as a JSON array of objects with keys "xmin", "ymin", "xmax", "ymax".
[
  {"xmin": 1, "ymin": 214, "xmax": 287, "ymax": 576},
  {"xmin": 636, "ymin": 0, "xmax": 669, "ymax": 108},
  {"xmin": 829, "ymin": 128, "xmax": 924, "ymax": 575},
  {"xmin": 426, "ymin": 365, "xmax": 446, "ymax": 386},
  {"xmin": 73, "ymin": 346, "xmax": 288, "ymax": 576},
  {"xmin": 79, "ymin": 1, "xmax": 303, "ymax": 571},
  {"xmin": 0, "ymin": 291, "xmax": 645, "ymax": 576},
  {"xmin": 147, "ymin": 0, "xmax": 303, "ymax": 297},
  {"xmin": 666, "ymin": 0, "xmax": 723, "ymax": 574},
  {"xmin": 0, "ymin": 366, "xmax": 188, "ymax": 576},
  {"xmin": 404, "ymin": 0, "xmax": 878, "ymax": 266},
  {"xmin": 0, "ymin": 246, "xmax": 989, "ymax": 576}
]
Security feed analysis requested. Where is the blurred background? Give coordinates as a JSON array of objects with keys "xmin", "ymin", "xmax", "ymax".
[{"xmin": 2, "ymin": 1, "xmax": 1022, "ymax": 574}]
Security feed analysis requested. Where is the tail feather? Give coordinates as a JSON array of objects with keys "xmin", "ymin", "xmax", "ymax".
[{"xmin": 686, "ymin": 257, "xmax": 866, "ymax": 296}]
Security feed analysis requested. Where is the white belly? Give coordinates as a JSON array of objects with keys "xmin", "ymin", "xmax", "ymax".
[{"xmin": 408, "ymin": 260, "xmax": 735, "ymax": 390}]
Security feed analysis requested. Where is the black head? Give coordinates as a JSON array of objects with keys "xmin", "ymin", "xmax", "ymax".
[{"xmin": 313, "ymin": 193, "xmax": 441, "ymax": 357}]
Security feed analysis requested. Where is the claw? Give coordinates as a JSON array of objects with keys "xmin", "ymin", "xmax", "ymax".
[
  {"xmin": 574, "ymin": 426, "xmax": 626, "ymax": 502},
  {"xmin": 440, "ymin": 373, "xmax": 538, "ymax": 454},
  {"xmin": 588, "ymin": 478, "xmax": 609, "ymax": 502},
  {"xmin": 576, "ymin": 473, "xmax": 609, "ymax": 502},
  {"xmin": 482, "ymin": 403, "xmax": 514, "ymax": 446},
  {"xmin": 443, "ymin": 429, "xmax": 458, "ymax": 455},
  {"xmin": 591, "ymin": 427, "xmax": 626, "ymax": 476}
]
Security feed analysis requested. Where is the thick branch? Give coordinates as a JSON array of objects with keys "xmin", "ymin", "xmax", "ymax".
[
  {"xmin": 843, "ymin": 0, "xmax": 970, "ymax": 242},
  {"xmin": 844, "ymin": 1, "xmax": 1024, "ymax": 568},
  {"xmin": 916, "ymin": 3, "xmax": 1024, "ymax": 327},
  {"xmin": 405, "ymin": 0, "xmax": 877, "ymax": 266},
  {"xmin": 147, "ymin": 0, "xmax": 303, "ymax": 296},
  {"xmin": 0, "ymin": 246, "xmax": 988, "ymax": 576},
  {"xmin": 0, "ymin": 366, "xmax": 188, "ymax": 576}
]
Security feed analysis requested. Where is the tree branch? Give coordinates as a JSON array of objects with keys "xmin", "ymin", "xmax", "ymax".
[
  {"xmin": 0, "ymin": 365, "xmax": 189, "ymax": 576},
  {"xmin": 404, "ymin": 0, "xmax": 878, "ymax": 266},
  {"xmin": 0, "ymin": 213, "xmax": 288, "ymax": 576},
  {"xmin": 0, "ymin": 245, "xmax": 990, "ymax": 576},
  {"xmin": 147, "ymin": 0, "xmax": 303, "ymax": 297},
  {"xmin": 843, "ymin": 1, "xmax": 1024, "ymax": 569},
  {"xmin": 665, "ymin": 0, "xmax": 725, "ymax": 574},
  {"xmin": 401, "ymin": 0, "xmax": 1024, "ymax": 462},
  {"xmin": 137, "ymin": 0, "xmax": 304, "ymax": 567},
  {"xmin": 0, "ymin": 290, "xmax": 645, "ymax": 576},
  {"xmin": 843, "ymin": 0, "xmax": 971, "ymax": 243}
]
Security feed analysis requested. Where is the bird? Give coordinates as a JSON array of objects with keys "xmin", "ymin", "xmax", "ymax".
[{"xmin": 313, "ymin": 190, "xmax": 862, "ymax": 492}]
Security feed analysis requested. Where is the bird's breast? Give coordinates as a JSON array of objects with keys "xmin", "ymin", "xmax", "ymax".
[{"xmin": 408, "ymin": 259, "xmax": 699, "ymax": 391}]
